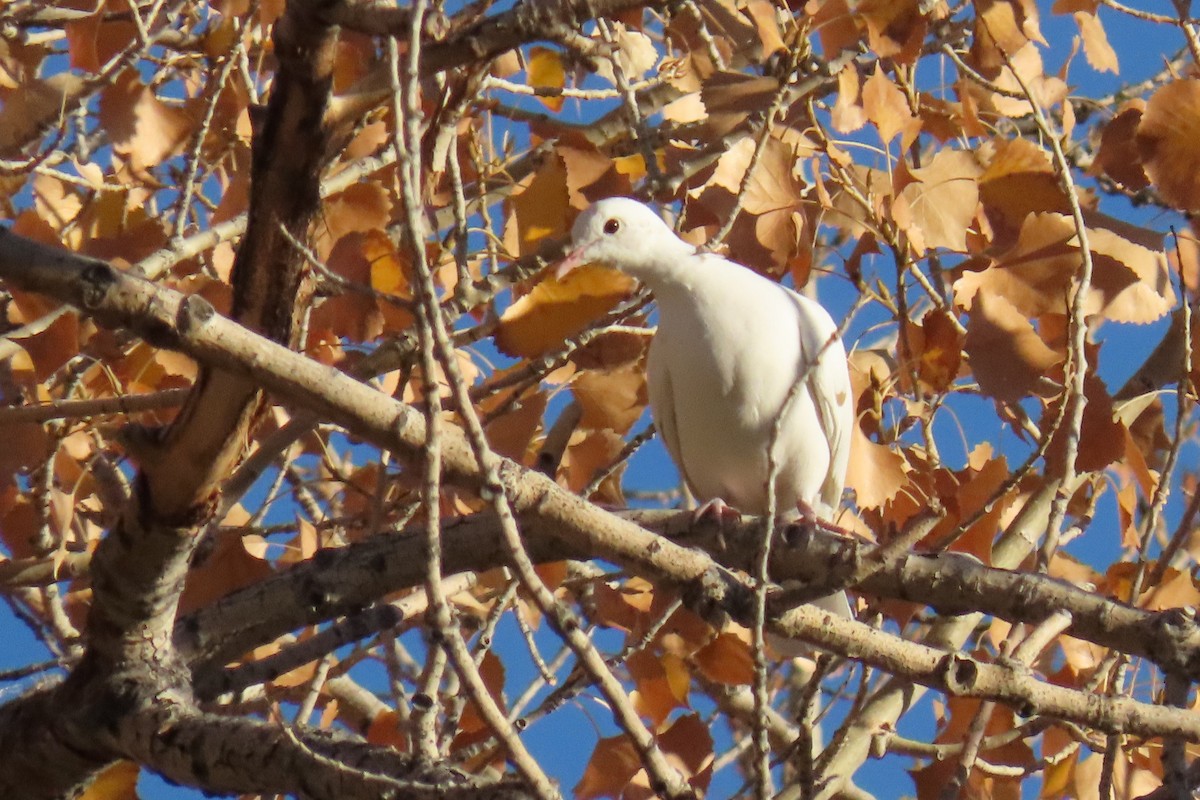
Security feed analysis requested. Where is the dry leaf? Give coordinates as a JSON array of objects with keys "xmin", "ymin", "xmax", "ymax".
[
  {"xmin": 527, "ymin": 46, "xmax": 565, "ymax": 112},
  {"xmin": 862, "ymin": 65, "xmax": 918, "ymax": 145},
  {"xmin": 962, "ymin": 292, "xmax": 1061, "ymax": 402},
  {"xmin": 693, "ymin": 632, "xmax": 754, "ymax": 684},
  {"xmin": 1090, "ymin": 101, "xmax": 1148, "ymax": 192},
  {"xmin": 896, "ymin": 149, "xmax": 982, "ymax": 253},
  {"xmin": 1137, "ymin": 79, "xmax": 1200, "ymax": 211},
  {"xmin": 99, "ymin": 72, "xmax": 192, "ymax": 174},
  {"xmin": 495, "ymin": 266, "xmax": 635, "ymax": 358},
  {"xmin": 628, "ymin": 649, "xmax": 690, "ymax": 727},
  {"xmin": 1075, "ymin": 11, "xmax": 1117, "ymax": 74},
  {"xmin": 572, "ymin": 366, "xmax": 647, "ymax": 434},
  {"xmin": 975, "ymin": 213, "xmax": 1173, "ymax": 324},
  {"xmin": 575, "ymin": 735, "xmax": 642, "ymax": 800}
]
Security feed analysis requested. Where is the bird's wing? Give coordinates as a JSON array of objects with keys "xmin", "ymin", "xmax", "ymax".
[
  {"xmin": 646, "ymin": 343, "xmax": 691, "ymax": 496},
  {"xmin": 794, "ymin": 296, "xmax": 853, "ymax": 514}
]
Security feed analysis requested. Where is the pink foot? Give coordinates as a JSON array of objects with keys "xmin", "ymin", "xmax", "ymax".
[
  {"xmin": 795, "ymin": 499, "xmax": 868, "ymax": 541},
  {"xmin": 693, "ymin": 498, "xmax": 744, "ymax": 524}
]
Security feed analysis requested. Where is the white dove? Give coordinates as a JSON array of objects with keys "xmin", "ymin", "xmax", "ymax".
[{"xmin": 557, "ymin": 198, "xmax": 854, "ymax": 532}]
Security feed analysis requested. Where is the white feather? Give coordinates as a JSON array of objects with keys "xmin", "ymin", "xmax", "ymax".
[{"xmin": 564, "ymin": 198, "xmax": 853, "ymax": 521}]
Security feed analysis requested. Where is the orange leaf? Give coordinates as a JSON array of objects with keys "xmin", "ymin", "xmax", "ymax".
[
  {"xmin": 79, "ymin": 760, "xmax": 139, "ymax": 800},
  {"xmin": 575, "ymin": 735, "xmax": 642, "ymax": 800},
  {"xmin": 628, "ymin": 649, "xmax": 690, "ymax": 728},
  {"xmin": 508, "ymin": 154, "xmax": 570, "ymax": 255},
  {"xmin": 366, "ymin": 709, "xmax": 409, "ymax": 750},
  {"xmin": 693, "ymin": 632, "xmax": 754, "ymax": 685},
  {"xmin": 846, "ymin": 421, "xmax": 909, "ymax": 510},
  {"xmin": 178, "ymin": 529, "xmax": 274, "ymax": 614}
]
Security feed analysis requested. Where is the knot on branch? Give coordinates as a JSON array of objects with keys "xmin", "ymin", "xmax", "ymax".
[
  {"xmin": 176, "ymin": 294, "xmax": 215, "ymax": 337},
  {"xmin": 80, "ymin": 262, "xmax": 116, "ymax": 310},
  {"xmin": 1151, "ymin": 606, "xmax": 1200, "ymax": 673},
  {"xmin": 940, "ymin": 652, "xmax": 979, "ymax": 695}
]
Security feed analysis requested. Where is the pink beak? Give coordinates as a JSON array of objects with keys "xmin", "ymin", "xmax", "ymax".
[{"xmin": 555, "ymin": 243, "xmax": 591, "ymax": 280}]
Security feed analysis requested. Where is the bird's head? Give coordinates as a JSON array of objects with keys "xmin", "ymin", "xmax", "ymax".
[{"xmin": 556, "ymin": 198, "xmax": 691, "ymax": 281}]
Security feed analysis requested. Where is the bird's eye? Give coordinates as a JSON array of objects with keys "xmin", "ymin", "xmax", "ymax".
[{"xmin": 603, "ymin": 218, "xmax": 620, "ymax": 235}]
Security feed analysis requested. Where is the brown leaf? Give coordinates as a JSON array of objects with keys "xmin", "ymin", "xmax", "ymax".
[
  {"xmin": 495, "ymin": 266, "xmax": 635, "ymax": 358},
  {"xmin": 365, "ymin": 709, "xmax": 409, "ymax": 750},
  {"xmin": 1140, "ymin": 569, "xmax": 1200, "ymax": 612},
  {"xmin": 563, "ymin": 429, "xmax": 627, "ymax": 505},
  {"xmin": 178, "ymin": 529, "xmax": 274, "ymax": 615},
  {"xmin": 962, "ymin": 292, "xmax": 1061, "ymax": 402},
  {"xmin": 845, "ymin": 352, "xmax": 910, "ymax": 509},
  {"xmin": 861, "ymin": 65, "xmax": 919, "ymax": 145},
  {"xmin": 572, "ymin": 366, "xmax": 647, "ymax": 434},
  {"xmin": 481, "ymin": 386, "xmax": 547, "ymax": 462},
  {"xmin": 978, "ymin": 138, "xmax": 1071, "ymax": 247},
  {"xmin": 743, "ymin": 0, "xmax": 786, "ymax": 55},
  {"xmin": 1072, "ymin": 750, "xmax": 1161, "ymax": 800},
  {"xmin": 693, "ymin": 632, "xmax": 754, "ymax": 684},
  {"xmin": 575, "ymin": 735, "xmax": 642, "ymax": 800},
  {"xmin": 317, "ymin": 184, "xmax": 393, "ymax": 258},
  {"xmin": 858, "ymin": 0, "xmax": 930, "ymax": 64},
  {"xmin": 699, "ymin": 71, "xmax": 780, "ymax": 137},
  {"xmin": 0, "ymin": 74, "xmax": 87, "ymax": 153},
  {"xmin": 99, "ymin": 72, "xmax": 193, "ymax": 174},
  {"xmin": 628, "ymin": 649, "xmax": 690, "ymax": 727},
  {"xmin": 896, "ymin": 149, "xmax": 982, "ymax": 253},
  {"xmin": 1090, "ymin": 101, "xmax": 1148, "ymax": 192},
  {"xmin": 657, "ymin": 713, "xmax": 714, "ymax": 792},
  {"xmin": 955, "ymin": 213, "xmax": 1174, "ymax": 325},
  {"xmin": 903, "ymin": 308, "xmax": 965, "ymax": 394},
  {"xmin": 970, "ymin": 0, "xmax": 1034, "ymax": 72},
  {"xmin": 831, "ymin": 65, "xmax": 868, "ymax": 134},
  {"xmin": 592, "ymin": 24, "xmax": 658, "ymax": 84},
  {"xmin": 1137, "ymin": 79, "xmax": 1200, "ymax": 211},
  {"xmin": 1074, "ymin": 11, "xmax": 1117, "ymax": 74},
  {"xmin": 559, "ymin": 145, "xmax": 633, "ymax": 209},
  {"xmin": 1045, "ymin": 374, "xmax": 1125, "ymax": 473},
  {"xmin": 570, "ymin": 327, "xmax": 651, "ymax": 371},
  {"xmin": 459, "ymin": 650, "xmax": 507, "ymax": 734}
]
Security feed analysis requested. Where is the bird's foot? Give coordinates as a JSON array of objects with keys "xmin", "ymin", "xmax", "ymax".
[
  {"xmin": 794, "ymin": 500, "xmax": 868, "ymax": 541},
  {"xmin": 692, "ymin": 498, "xmax": 743, "ymax": 525}
]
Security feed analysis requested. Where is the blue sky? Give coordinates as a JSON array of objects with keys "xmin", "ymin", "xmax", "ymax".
[{"xmin": 2, "ymin": 1, "xmax": 1195, "ymax": 797}]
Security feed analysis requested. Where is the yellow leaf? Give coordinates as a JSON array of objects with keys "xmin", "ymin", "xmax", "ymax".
[
  {"xmin": 364, "ymin": 229, "xmax": 408, "ymax": 294},
  {"xmin": 80, "ymin": 761, "xmax": 138, "ymax": 800},
  {"xmin": 495, "ymin": 266, "xmax": 635, "ymax": 358},
  {"xmin": 527, "ymin": 46, "xmax": 565, "ymax": 112}
]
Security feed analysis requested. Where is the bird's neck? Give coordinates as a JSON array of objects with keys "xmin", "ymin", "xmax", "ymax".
[{"xmin": 619, "ymin": 240, "xmax": 705, "ymax": 289}]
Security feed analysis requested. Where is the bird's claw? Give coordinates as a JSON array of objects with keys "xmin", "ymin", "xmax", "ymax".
[{"xmin": 692, "ymin": 498, "xmax": 744, "ymax": 525}]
